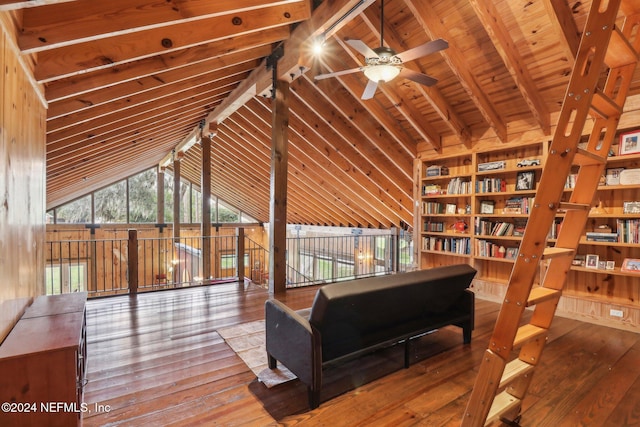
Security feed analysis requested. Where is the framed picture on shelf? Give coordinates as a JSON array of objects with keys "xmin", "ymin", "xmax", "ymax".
[
  {"xmin": 619, "ymin": 130, "xmax": 640, "ymax": 156},
  {"xmin": 621, "ymin": 258, "xmax": 640, "ymax": 273},
  {"xmin": 446, "ymin": 203, "xmax": 457, "ymax": 214},
  {"xmin": 480, "ymin": 200, "xmax": 495, "ymax": 214},
  {"xmin": 516, "ymin": 171, "xmax": 535, "ymax": 191},
  {"xmin": 505, "ymin": 247, "xmax": 518, "ymax": 260},
  {"xmin": 606, "ymin": 261, "xmax": 615, "ymax": 270},
  {"xmin": 585, "ymin": 254, "xmax": 599, "ymax": 269},
  {"xmin": 623, "ymin": 201, "xmax": 640, "ymax": 214}
]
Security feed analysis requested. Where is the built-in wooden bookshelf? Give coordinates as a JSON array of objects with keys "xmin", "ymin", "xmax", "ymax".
[{"xmin": 415, "ymin": 138, "xmax": 640, "ymax": 321}]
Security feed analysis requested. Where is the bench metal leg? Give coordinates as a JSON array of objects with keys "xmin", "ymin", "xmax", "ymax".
[
  {"xmin": 404, "ymin": 338, "xmax": 411, "ymax": 368},
  {"xmin": 268, "ymin": 353, "xmax": 277, "ymax": 369}
]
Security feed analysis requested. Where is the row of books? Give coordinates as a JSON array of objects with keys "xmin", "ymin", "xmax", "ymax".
[
  {"xmin": 423, "ymin": 221, "xmax": 445, "ymax": 232},
  {"xmin": 422, "ymin": 237, "xmax": 471, "ymax": 254},
  {"xmin": 422, "ymin": 184, "xmax": 444, "ymax": 195},
  {"xmin": 447, "ymin": 177, "xmax": 472, "ymax": 194},
  {"xmin": 475, "ymin": 219, "xmax": 514, "ymax": 236},
  {"xmin": 616, "ymin": 219, "xmax": 640, "ymax": 243},
  {"xmin": 421, "ymin": 202, "xmax": 446, "ymax": 215},
  {"xmin": 475, "ymin": 240, "xmax": 518, "ymax": 259},
  {"xmin": 504, "ymin": 197, "xmax": 534, "ymax": 214},
  {"xmin": 475, "ymin": 178, "xmax": 506, "ymax": 193}
]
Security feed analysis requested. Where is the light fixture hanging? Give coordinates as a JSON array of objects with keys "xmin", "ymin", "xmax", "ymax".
[{"xmin": 363, "ymin": 64, "xmax": 400, "ymax": 82}]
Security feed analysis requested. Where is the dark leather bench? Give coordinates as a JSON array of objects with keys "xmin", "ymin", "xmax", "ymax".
[{"xmin": 264, "ymin": 264, "xmax": 476, "ymax": 408}]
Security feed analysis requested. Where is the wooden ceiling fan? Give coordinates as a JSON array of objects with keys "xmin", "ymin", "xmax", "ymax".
[{"xmin": 314, "ymin": 0, "xmax": 448, "ymax": 100}]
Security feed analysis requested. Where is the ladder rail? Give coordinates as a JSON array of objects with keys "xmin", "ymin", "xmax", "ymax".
[{"xmin": 461, "ymin": 0, "xmax": 640, "ymax": 425}]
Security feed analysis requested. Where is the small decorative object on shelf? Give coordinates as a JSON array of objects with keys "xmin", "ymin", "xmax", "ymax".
[
  {"xmin": 623, "ymin": 201, "xmax": 640, "ymax": 214},
  {"xmin": 516, "ymin": 171, "xmax": 535, "ymax": 190},
  {"xmin": 480, "ymin": 200, "xmax": 495, "ymax": 214},
  {"xmin": 585, "ymin": 254, "xmax": 599, "ymax": 269},
  {"xmin": 505, "ymin": 247, "xmax": 518, "ymax": 260},
  {"xmin": 573, "ymin": 255, "xmax": 586, "ymax": 266},
  {"xmin": 619, "ymin": 130, "xmax": 640, "ymax": 155},
  {"xmin": 606, "ymin": 261, "xmax": 615, "ymax": 270},
  {"xmin": 590, "ymin": 199, "xmax": 608, "ymax": 214},
  {"xmin": 478, "ymin": 160, "xmax": 506, "ymax": 172},
  {"xmin": 451, "ymin": 219, "xmax": 468, "ymax": 233},
  {"xmin": 446, "ymin": 203, "xmax": 457, "ymax": 214},
  {"xmin": 516, "ymin": 158, "xmax": 540, "ymax": 167},
  {"xmin": 621, "ymin": 258, "xmax": 640, "ymax": 273},
  {"xmin": 426, "ymin": 165, "xmax": 449, "ymax": 177},
  {"xmin": 619, "ymin": 168, "xmax": 640, "ymax": 185},
  {"xmin": 606, "ymin": 168, "xmax": 624, "ymax": 185}
]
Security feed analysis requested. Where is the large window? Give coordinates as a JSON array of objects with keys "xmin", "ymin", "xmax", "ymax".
[
  {"xmin": 55, "ymin": 195, "xmax": 92, "ymax": 223},
  {"xmin": 129, "ymin": 169, "xmax": 157, "ymax": 223},
  {"xmin": 49, "ymin": 167, "xmax": 257, "ymax": 225},
  {"xmin": 94, "ymin": 180, "xmax": 127, "ymax": 223}
]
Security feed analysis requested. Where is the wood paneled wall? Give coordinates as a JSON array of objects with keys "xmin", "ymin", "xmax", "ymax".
[{"xmin": 0, "ymin": 13, "xmax": 47, "ymax": 341}]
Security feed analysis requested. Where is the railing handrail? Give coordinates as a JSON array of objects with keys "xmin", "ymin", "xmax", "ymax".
[{"xmin": 45, "ymin": 228, "xmax": 413, "ymax": 296}]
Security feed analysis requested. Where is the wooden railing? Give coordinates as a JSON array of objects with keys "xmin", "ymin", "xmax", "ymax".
[{"xmin": 45, "ymin": 228, "xmax": 413, "ymax": 297}]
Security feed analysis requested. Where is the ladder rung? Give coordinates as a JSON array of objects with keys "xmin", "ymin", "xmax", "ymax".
[
  {"xmin": 542, "ymin": 247, "xmax": 575, "ymax": 260},
  {"xmin": 605, "ymin": 27, "xmax": 638, "ymax": 68},
  {"xmin": 558, "ymin": 202, "xmax": 591, "ymax": 212},
  {"xmin": 527, "ymin": 287, "xmax": 561, "ymax": 307},
  {"xmin": 499, "ymin": 358, "xmax": 535, "ymax": 388},
  {"xmin": 590, "ymin": 90, "xmax": 623, "ymax": 120},
  {"xmin": 513, "ymin": 324, "xmax": 547, "ymax": 347},
  {"xmin": 574, "ymin": 148, "xmax": 607, "ymax": 166},
  {"xmin": 485, "ymin": 390, "xmax": 522, "ymax": 426},
  {"xmin": 621, "ymin": 0, "xmax": 640, "ymax": 15}
]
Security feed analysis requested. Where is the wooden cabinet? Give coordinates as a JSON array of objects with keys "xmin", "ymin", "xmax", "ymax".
[
  {"xmin": 0, "ymin": 292, "xmax": 87, "ymax": 427},
  {"xmin": 416, "ymin": 139, "xmax": 640, "ymax": 315}
]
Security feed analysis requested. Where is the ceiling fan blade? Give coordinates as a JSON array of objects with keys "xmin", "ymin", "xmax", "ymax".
[
  {"xmin": 346, "ymin": 39, "xmax": 379, "ymax": 58},
  {"xmin": 395, "ymin": 38, "xmax": 448, "ymax": 63},
  {"xmin": 400, "ymin": 68, "xmax": 438, "ymax": 87},
  {"xmin": 314, "ymin": 67, "xmax": 365, "ymax": 81},
  {"xmin": 361, "ymin": 79, "xmax": 378, "ymax": 100}
]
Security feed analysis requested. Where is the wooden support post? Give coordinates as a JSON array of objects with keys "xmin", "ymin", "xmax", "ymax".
[
  {"xmin": 201, "ymin": 135, "xmax": 212, "ymax": 282},
  {"xmin": 85, "ymin": 224, "xmax": 99, "ymax": 293},
  {"xmin": 268, "ymin": 79, "xmax": 289, "ymax": 294},
  {"xmin": 173, "ymin": 154, "xmax": 181, "ymax": 243},
  {"xmin": 128, "ymin": 229, "xmax": 138, "ymax": 295},
  {"xmin": 157, "ymin": 166, "xmax": 165, "ymax": 224},
  {"xmin": 237, "ymin": 227, "xmax": 245, "ymax": 285}
]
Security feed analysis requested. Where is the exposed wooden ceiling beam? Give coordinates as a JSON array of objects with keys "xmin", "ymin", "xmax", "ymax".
[
  {"xmin": 44, "ymin": 28, "xmax": 287, "ymax": 102},
  {"xmin": 543, "ymin": 0, "xmax": 581, "ymax": 62},
  {"xmin": 298, "ymin": 74, "xmax": 413, "ymax": 181},
  {"xmin": 469, "ymin": 0, "xmax": 551, "ymax": 135},
  {"xmin": 47, "ymin": 49, "xmax": 266, "ymax": 119},
  {"xmin": 20, "ymin": 0, "xmax": 306, "ymax": 53},
  {"xmin": 290, "ymin": 76, "xmax": 413, "ymax": 216},
  {"xmin": 314, "ymin": 54, "xmax": 417, "ymax": 158},
  {"xmin": 204, "ymin": 0, "xmax": 375, "ymax": 130},
  {"xmin": 361, "ymin": 6, "xmax": 472, "ymax": 148},
  {"xmin": 403, "ymin": 0, "xmax": 508, "ymax": 142},
  {"xmin": 226, "ymin": 106, "xmax": 379, "ymax": 226},
  {"xmin": 47, "ymin": 82, "xmax": 232, "ymax": 144},
  {"xmin": 34, "ymin": 2, "xmax": 309, "ymax": 82},
  {"xmin": 0, "ymin": 0, "xmax": 76, "ymax": 11}
]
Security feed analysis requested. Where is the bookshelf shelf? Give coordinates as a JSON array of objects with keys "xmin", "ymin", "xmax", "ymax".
[{"xmin": 415, "ymin": 137, "xmax": 640, "ymax": 313}]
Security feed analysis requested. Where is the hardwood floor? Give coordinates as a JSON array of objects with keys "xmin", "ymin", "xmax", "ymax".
[{"xmin": 82, "ymin": 283, "xmax": 640, "ymax": 426}]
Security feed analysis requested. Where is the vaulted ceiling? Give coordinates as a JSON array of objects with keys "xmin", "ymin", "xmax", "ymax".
[{"xmin": 3, "ymin": 0, "xmax": 637, "ymax": 228}]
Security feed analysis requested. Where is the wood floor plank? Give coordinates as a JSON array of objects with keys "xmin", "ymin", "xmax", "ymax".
[{"xmin": 80, "ymin": 282, "xmax": 640, "ymax": 426}]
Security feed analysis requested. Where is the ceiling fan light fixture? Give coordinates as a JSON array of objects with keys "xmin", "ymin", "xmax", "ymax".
[{"xmin": 364, "ymin": 64, "xmax": 401, "ymax": 82}]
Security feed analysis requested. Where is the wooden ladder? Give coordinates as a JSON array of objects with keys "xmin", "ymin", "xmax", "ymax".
[{"xmin": 462, "ymin": 0, "xmax": 640, "ymax": 425}]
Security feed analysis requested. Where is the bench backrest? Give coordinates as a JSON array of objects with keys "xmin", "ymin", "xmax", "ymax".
[{"xmin": 308, "ymin": 264, "xmax": 476, "ymax": 359}]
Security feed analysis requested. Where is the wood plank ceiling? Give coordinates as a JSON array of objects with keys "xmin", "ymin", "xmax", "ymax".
[{"xmin": 3, "ymin": 0, "xmax": 636, "ymax": 228}]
